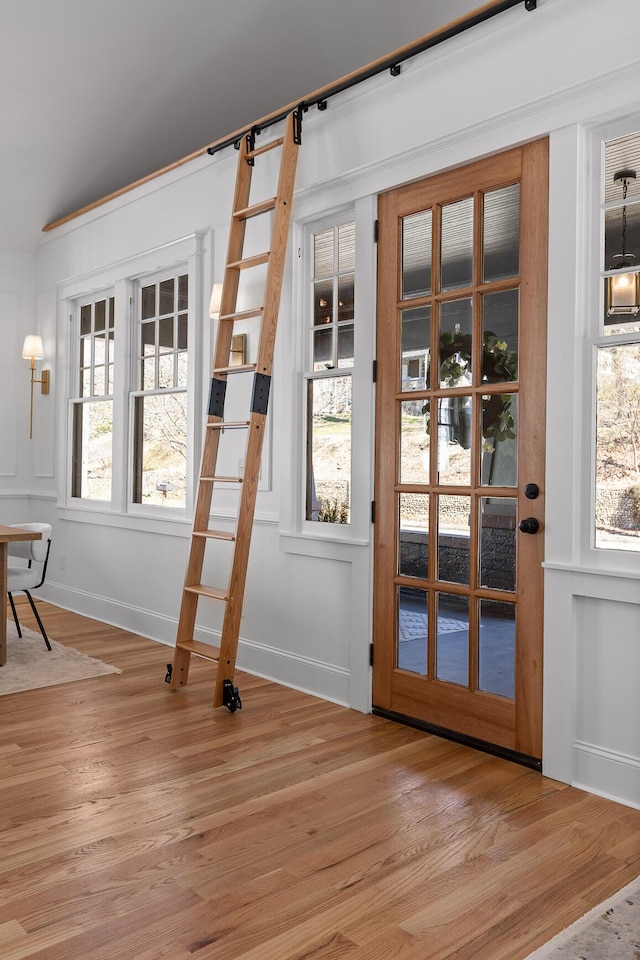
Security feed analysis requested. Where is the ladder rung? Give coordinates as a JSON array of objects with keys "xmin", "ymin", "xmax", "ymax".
[
  {"xmin": 219, "ymin": 307, "xmax": 264, "ymax": 322},
  {"xmin": 233, "ymin": 197, "xmax": 276, "ymax": 220},
  {"xmin": 212, "ymin": 363, "xmax": 257, "ymax": 375},
  {"xmin": 200, "ymin": 476, "xmax": 243, "ymax": 483},
  {"xmin": 185, "ymin": 584, "xmax": 230, "ymax": 601},
  {"xmin": 228, "ymin": 252, "xmax": 270, "ymax": 270},
  {"xmin": 206, "ymin": 420, "xmax": 250, "ymax": 431},
  {"xmin": 176, "ymin": 639, "xmax": 221, "ymax": 662},
  {"xmin": 193, "ymin": 529, "xmax": 236, "ymax": 542},
  {"xmin": 246, "ymin": 136, "xmax": 284, "ymax": 160}
]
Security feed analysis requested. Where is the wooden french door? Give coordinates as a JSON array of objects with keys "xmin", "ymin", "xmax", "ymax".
[{"xmin": 372, "ymin": 140, "xmax": 548, "ymax": 765}]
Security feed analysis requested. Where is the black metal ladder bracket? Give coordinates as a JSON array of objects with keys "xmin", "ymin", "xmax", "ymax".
[
  {"xmin": 208, "ymin": 377, "xmax": 227, "ymax": 419},
  {"xmin": 222, "ymin": 679, "xmax": 242, "ymax": 713},
  {"xmin": 251, "ymin": 373, "xmax": 271, "ymax": 416},
  {"xmin": 293, "ymin": 106, "xmax": 303, "ymax": 145}
]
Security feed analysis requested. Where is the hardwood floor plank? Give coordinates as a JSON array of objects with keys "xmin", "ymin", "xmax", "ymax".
[{"xmin": 1, "ymin": 601, "xmax": 639, "ymax": 960}]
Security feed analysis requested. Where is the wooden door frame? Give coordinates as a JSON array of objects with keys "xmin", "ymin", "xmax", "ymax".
[{"xmin": 372, "ymin": 139, "xmax": 549, "ymax": 765}]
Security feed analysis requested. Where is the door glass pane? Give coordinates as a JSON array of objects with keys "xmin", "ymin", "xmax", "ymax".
[
  {"xmin": 306, "ymin": 377, "xmax": 351, "ymax": 522},
  {"xmin": 482, "ymin": 290, "xmax": 518, "ymax": 383},
  {"xmin": 481, "ymin": 393, "xmax": 517, "ymax": 487},
  {"xmin": 479, "ymin": 497, "xmax": 516, "ymax": 591},
  {"xmin": 402, "ymin": 210, "xmax": 432, "ymax": 299},
  {"xmin": 399, "ymin": 493, "xmax": 429, "ymax": 579},
  {"xmin": 436, "ymin": 396, "xmax": 472, "ymax": 486},
  {"xmin": 397, "ymin": 586, "xmax": 427, "ymax": 675},
  {"xmin": 439, "ymin": 299, "xmax": 472, "ymax": 387},
  {"xmin": 479, "ymin": 599, "xmax": 515, "ymax": 698},
  {"xmin": 483, "ymin": 184, "xmax": 520, "ymax": 282},
  {"xmin": 436, "ymin": 592, "xmax": 469, "ymax": 685},
  {"xmin": 437, "ymin": 495, "xmax": 470, "ymax": 585},
  {"xmin": 400, "ymin": 399, "xmax": 430, "ymax": 484},
  {"xmin": 441, "ymin": 197, "xmax": 473, "ymax": 291},
  {"xmin": 401, "ymin": 306, "xmax": 430, "ymax": 391}
]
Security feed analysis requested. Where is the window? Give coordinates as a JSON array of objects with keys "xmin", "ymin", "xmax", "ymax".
[
  {"xmin": 595, "ymin": 131, "xmax": 640, "ymax": 550},
  {"xmin": 71, "ymin": 293, "xmax": 115, "ymax": 501},
  {"xmin": 305, "ymin": 221, "xmax": 355, "ymax": 523},
  {"xmin": 132, "ymin": 273, "xmax": 189, "ymax": 507}
]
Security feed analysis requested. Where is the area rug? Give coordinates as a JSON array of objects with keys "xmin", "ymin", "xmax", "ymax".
[
  {"xmin": 0, "ymin": 622, "xmax": 121, "ymax": 695},
  {"xmin": 524, "ymin": 876, "xmax": 640, "ymax": 958}
]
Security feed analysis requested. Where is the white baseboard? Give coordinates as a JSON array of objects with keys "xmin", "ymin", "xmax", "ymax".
[
  {"xmin": 40, "ymin": 581, "xmax": 351, "ymax": 708},
  {"xmin": 573, "ymin": 740, "xmax": 640, "ymax": 810}
]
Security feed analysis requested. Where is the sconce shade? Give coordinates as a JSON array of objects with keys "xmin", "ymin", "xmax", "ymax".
[
  {"xmin": 209, "ymin": 283, "xmax": 223, "ymax": 320},
  {"xmin": 22, "ymin": 334, "xmax": 44, "ymax": 360}
]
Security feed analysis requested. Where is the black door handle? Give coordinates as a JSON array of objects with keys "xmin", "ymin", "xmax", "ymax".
[
  {"xmin": 524, "ymin": 483, "xmax": 540, "ymax": 500},
  {"xmin": 519, "ymin": 517, "xmax": 540, "ymax": 534}
]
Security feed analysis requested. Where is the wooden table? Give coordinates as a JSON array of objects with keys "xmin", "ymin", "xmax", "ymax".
[{"xmin": 0, "ymin": 524, "xmax": 42, "ymax": 665}]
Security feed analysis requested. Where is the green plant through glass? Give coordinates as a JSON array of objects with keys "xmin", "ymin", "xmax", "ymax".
[{"xmin": 421, "ymin": 331, "xmax": 517, "ymax": 444}]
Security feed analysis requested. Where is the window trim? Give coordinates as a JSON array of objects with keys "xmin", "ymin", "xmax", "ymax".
[
  {"xmin": 56, "ymin": 233, "xmax": 205, "ymax": 523},
  {"xmin": 585, "ymin": 118, "xmax": 640, "ymax": 566},
  {"xmin": 128, "ymin": 267, "xmax": 190, "ymax": 514},
  {"xmin": 280, "ymin": 197, "xmax": 376, "ymax": 550},
  {"xmin": 304, "ymin": 215, "xmax": 356, "ymax": 531},
  {"xmin": 68, "ymin": 288, "xmax": 116, "ymax": 505}
]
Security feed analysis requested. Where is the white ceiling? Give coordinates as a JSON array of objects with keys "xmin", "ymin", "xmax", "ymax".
[{"xmin": 1, "ymin": 0, "xmax": 481, "ymax": 252}]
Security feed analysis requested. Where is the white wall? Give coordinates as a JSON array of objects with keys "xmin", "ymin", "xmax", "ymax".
[
  {"xmin": 29, "ymin": 0, "xmax": 640, "ymax": 806},
  {"xmin": 0, "ymin": 246, "xmax": 39, "ymax": 522}
]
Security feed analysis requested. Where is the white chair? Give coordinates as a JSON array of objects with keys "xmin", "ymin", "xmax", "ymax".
[{"xmin": 7, "ymin": 523, "xmax": 52, "ymax": 651}]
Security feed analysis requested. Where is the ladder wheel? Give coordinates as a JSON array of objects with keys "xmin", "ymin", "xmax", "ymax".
[
  {"xmin": 222, "ymin": 678, "xmax": 242, "ymax": 712},
  {"xmin": 165, "ymin": 664, "xmax": 173, "ymax": 684}
]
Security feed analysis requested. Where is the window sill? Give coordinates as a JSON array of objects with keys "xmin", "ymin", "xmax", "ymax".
[
  {"xmin": 57, "ymin": 504, "xmax": 191, "ymax": 538},
  {"xmin": 279, "ymin": 531, "xmax": 369, "ymax": 560}
]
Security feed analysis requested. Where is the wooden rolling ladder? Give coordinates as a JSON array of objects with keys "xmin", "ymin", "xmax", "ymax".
[{"xmin": 169, "ymin": 110, "xmax": 301, "ymax": 710}]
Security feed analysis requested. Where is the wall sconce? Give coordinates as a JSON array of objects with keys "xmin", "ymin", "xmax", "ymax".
[
  {"xmin": 21, "ymin": 334, "xmax": 50, "ymax": 439},
  {"xmin": 209, "ymin": 283, "xmax": 223, "ymax": 320},
  {"xmin": 607, "ymin": 169, "xmax": 640, "ymax": 318}
]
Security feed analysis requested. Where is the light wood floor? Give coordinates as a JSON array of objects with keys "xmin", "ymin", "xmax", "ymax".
[{"xmin": 1, "ymin": 600, "xmax": 639, "ymax": 960}]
